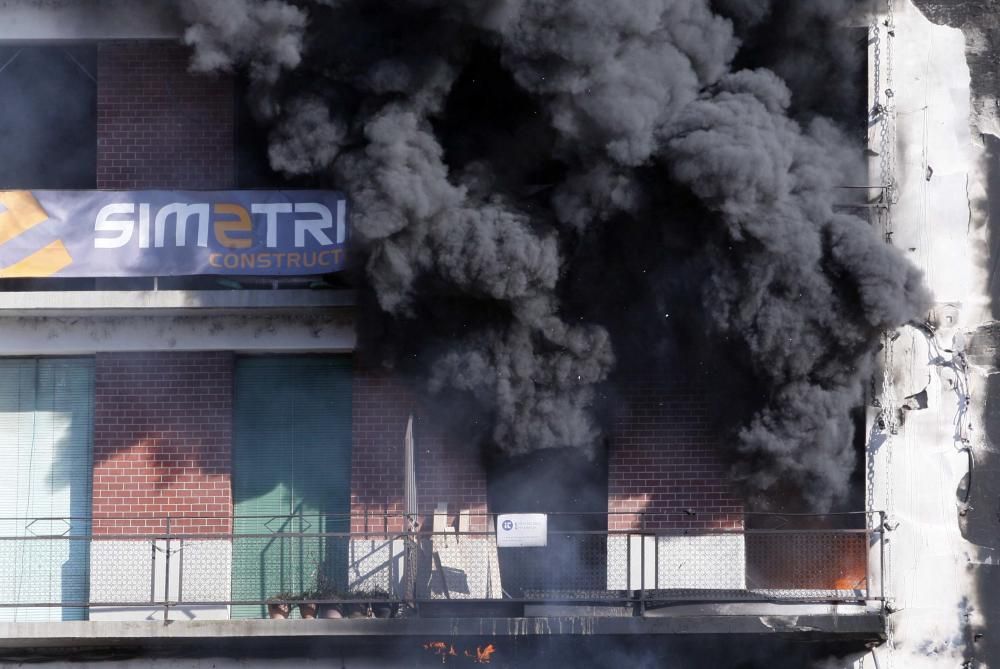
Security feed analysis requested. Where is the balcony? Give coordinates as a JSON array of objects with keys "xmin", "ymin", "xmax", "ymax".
[{"xmin": 0, "ymin": 513, "xmax": 887, "ymax": 648}]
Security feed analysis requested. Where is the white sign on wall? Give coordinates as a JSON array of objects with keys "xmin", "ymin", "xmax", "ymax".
[{"xmin": 496, "ymin": 513, "xmax": 548, "ymax": 547}]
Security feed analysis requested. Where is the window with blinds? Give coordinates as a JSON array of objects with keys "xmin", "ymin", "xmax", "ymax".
[{"xmin": 0, "ymin": 357, "xmax": 94, "ymax": 621}]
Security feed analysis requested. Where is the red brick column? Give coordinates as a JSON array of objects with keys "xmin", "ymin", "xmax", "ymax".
[
  {"xmin": 92, "ymin": 352, "xmax": 233, "ymax": 534},
  {"xmin": 90, "ymin": 40, "xmax": 236, "ymax": 535},
  {"xmin": 608, "ymin": 383, "xmax": 744, "ymax": 531},
  {"xmin": 350, "ymin": 366, "xmax": 489, "ymax": 533},
  {"xmin": 97, "ymin": 41, "xmax": 235, "ymax": 189}
]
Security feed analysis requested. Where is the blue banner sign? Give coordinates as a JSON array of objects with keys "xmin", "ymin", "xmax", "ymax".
[{"xmin": 0, "ymin": 190, "xmax": 348, "ymax": 278}]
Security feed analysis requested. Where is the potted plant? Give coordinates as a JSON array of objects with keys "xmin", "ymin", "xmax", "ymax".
[
  {"xmin": 318, "ymin": 597, "xmax": 344, "ymax": 619},
  {"xmin": 369, "ymin": 588, "xmax": 397, "ymax": 619},
  {"xmin": 266, "ymin": 593, "xmax": 293, "ymax": 620},
  {"xmin": 297, "ymin": 591, "xmax": 318, "ymax": 619},
  {"xmin": 341, "ymin": 591, "xmax": 369, "ymax": 619},
  {"xmin": 351, "ymin": 588, "xmax": 396, "ymax": 619},
  {"xmin": 311, "ymin": 573, "xmax": 346, "ymax": 619}
]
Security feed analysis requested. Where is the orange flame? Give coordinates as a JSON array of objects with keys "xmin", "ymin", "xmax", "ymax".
[
  {"xmin": 464, "ymin": 644, "xmax": 496, "ymax": 664},
  {"xmin": 422, "ymin": 641, "xmax": 458, "ymax": 663},
  {"xmin": 423, "ymin": 641, "xmax": 495, "ymax": 664}
]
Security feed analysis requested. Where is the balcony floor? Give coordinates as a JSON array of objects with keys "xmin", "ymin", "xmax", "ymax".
[{"xmin": 0, "ymin": 603, "xmax": 885, "ymax": 651}]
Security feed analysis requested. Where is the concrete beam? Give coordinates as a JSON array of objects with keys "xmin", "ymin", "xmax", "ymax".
[
  {"xmin": 0, "ymin": 611, "xmax": 886, "ymax": 649},
  {"xmin": 0, "ymin": 312, "xmax": 356, "ymax": 355},
  {"xmin": 0, "ymin": 289, "xmax": 356, "ymax": 316},
  {"xmin": 0, "ymin": 290, "xmax": 358, "ymax": 354},
  {"xmin": 0, "ymin": 0, "xmax": 183, "ymax": 41}
]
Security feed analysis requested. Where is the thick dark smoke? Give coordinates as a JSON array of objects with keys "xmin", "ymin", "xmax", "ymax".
[
  {"xmin": 179, "ymin": 0, "xmax": 929, "ymax": 509},
  {"xmin": 180, "ymin": 0, "xmax": 306, "ymax": 118}
]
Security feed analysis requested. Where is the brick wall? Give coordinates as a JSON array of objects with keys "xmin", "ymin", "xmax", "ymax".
[
  {"xmin": 92, "ymin": 352, "xmax": 233, "ymax": 534},
  {"xmin": 97, "ymin": 41, "xmax": 235, "ymax": 189},
  {"xmin": 608, "ymin": 383, "xmax": 743, "ymax": 531},
  {"xmin": 350, "ymin": 366, "xmax": 489, "ymax": 533}
]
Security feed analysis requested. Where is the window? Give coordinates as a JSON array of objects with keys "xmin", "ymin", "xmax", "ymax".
[
  {"xmin": 0, "ymin": 46, "xmax": 96, "ymax": 189},
  {"xmin": 0, "ymin": 357, "xmax": 94, "ymax": 621}
]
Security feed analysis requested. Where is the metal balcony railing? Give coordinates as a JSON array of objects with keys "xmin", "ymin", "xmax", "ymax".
[{"xmin": 0, "ymin": 512, "xmax": 885, "ymax": 621}]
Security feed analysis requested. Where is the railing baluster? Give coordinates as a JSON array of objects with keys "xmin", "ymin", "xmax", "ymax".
[
  {"xmin": 163, "ymin": 515, "xmax": 171, "ymax": 623},
  {"xmin": 880, "ymin": 511, "xmax": 887, "ymax": 604},
  {"xmin": 639, "ymin": 513, "xmax": 646, "ymax": 616}
]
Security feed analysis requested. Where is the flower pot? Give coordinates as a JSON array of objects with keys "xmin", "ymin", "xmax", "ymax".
[
  {"xmin": 298, "ymin": 603, "xmax": 318, "ymax": 619},
  {"xmin": 267, "ymin": 602, "xmax": 291, "ymax": 619},
  {"xmin": 370, "ymin": 602, "xmax": 395, "ymax": 619},
  {"xmin": 343, "ymin": 603, "xmax": 369, "ymax": 619},
  {"xmin": 318, "ymin": 603, "xmax": 343, "ymax": 619}
]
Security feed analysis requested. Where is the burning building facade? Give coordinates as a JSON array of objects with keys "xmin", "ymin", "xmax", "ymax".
[{"xmin": 0, "ymin": 0, "xmax": 962, "ymax": 666}]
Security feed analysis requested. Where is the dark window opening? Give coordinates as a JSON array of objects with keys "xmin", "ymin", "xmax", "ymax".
[
  {"xmin": 0, "ymin": 45, "xmax": 96, "ymax": 189},
  {"xmin": 487, "ymin": 447, "xmax": 610, "ymax": 595}
]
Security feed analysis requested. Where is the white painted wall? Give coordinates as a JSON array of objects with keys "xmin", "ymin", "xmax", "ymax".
[
  {"xmin": 348, "ymin": 538, "xmax": 406, "ymax": 595},
  {"xmin": 347, "ymin": 534, "xmax": 502, "ymax": 600},
  {"xmin": 90, "ymin": 539, "xmax": 231, "ymax": 622},
  {"xmin": 606, "ymin": 535, "xmax": 746, "ymax": 591},
  {"xmin": 424, "ymin": 535, "xmax": 502, "ymax": 600}
]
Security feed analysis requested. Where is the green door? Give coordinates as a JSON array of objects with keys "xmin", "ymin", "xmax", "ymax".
[
  {"xmin": 0, "ymin": 358, "xmax": 93, "ymax": 621},
  {"xmin": 231, "ymin": 357, "xmax": 352, "ymax": 618}
]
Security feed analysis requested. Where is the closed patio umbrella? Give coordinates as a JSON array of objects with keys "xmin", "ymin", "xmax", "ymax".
[{"xmin": 404, "ymin": 414, "xmax": 418, "ymax": 531}]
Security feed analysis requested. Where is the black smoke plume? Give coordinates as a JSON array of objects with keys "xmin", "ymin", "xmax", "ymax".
[{"xmin": 178, "ymin": 0, "xmax": 929, "ymax": 509}]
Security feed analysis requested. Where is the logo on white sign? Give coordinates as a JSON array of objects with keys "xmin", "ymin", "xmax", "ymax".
[{"xmin": 496, "ymin": 513, "xmax": 547, "ymax": 547}]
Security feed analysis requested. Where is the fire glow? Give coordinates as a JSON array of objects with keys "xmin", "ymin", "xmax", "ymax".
[
  {"xmin": 466, "ymin": 645, "xmax": 496, "ymax": 663},
  {"xmin": 422, "ymin": 641, "xmax": 495, "ymax": 664}
]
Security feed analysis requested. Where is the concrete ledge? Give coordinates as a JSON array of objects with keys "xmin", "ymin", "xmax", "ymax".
[
  {"xmin": 0, "ymin": 1, "xmax": 183, "ymax": 40},
  {"xmin": 0, "ymin": 609, "xmax": 885, "ymax": 648},
  {"xmin": 0, "ymin": 310, "xmax": 356, "ymax": 354},
  {"xmin": 0, "ymin": 289, "xmax": 356, "ymax": 316}
]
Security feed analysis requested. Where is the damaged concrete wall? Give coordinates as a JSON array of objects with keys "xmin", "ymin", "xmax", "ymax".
[
  {"xmin": 861, "ymin": 1, "xmax": 1000, "ymax": 667},
  {"xmin": 908, "ymin": 0, "xmax": 1000, "ymax": 139}
]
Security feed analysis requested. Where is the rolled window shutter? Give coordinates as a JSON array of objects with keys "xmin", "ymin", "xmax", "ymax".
[
  {"xmin": 0, "ymin": 358, "xmax": 93, "ymax": 621},
  {"xmin": 231, "ymin": 357, "xmax": 352, "ymax": 618}
]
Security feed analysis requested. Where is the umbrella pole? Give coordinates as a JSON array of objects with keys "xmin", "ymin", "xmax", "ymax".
[{"xmin": 403, "ymin": 415, "xmax": 421, "ymax": 609}]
